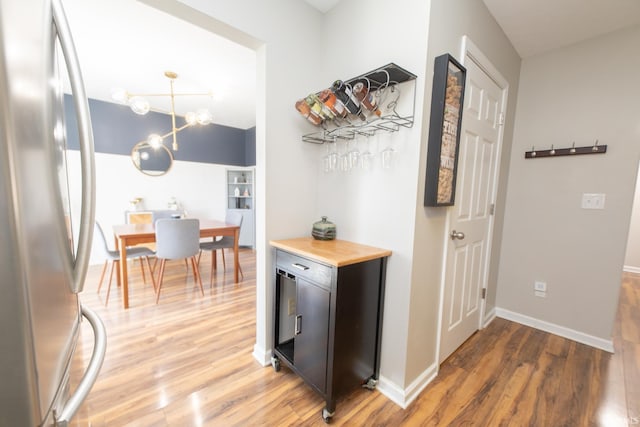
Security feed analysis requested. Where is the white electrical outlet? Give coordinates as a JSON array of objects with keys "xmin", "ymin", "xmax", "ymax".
[
  {"xmin": 581, "ymin": 193, "xmax": 606, "ymax": 210},
  {"xmin": 534, "ymin": 281, "xmax": 547, "ymax": 298}
]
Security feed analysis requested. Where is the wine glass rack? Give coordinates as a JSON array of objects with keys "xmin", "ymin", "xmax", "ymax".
[{"xmin": 301, "ymin": 63, "xmax": 417, "ymax": 144}]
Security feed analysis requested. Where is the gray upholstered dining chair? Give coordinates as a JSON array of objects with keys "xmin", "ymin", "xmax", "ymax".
[
  {"xmin": 154, "ymin": 218, "xmax": 204, "ymax": 303},
  {"xmin": 95, "ymin": 222, "xmax": 156, "ymax": 306},
  {"xmin": 198, "ymin": 210, "xmax": 244, "ymax": 285}
]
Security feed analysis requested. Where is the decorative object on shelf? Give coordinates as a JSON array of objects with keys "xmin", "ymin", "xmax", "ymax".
[
  {"xmin": 424, "ymin": 53, "xmax": 467, "ymax": 207},
  {"xmin": 131, "ymin": 141, "xmax": 173, "ymax": 176},
  {"xmin": 129, "ymin": 197, "xmax": 143, "ymax": 211},
  {"xmin": 226, "ymin": 169, "xmax": 255, "ymax": 246},
  {"xmin": 312, "ymin": 216, "xmax": 336, "ymax": 240},
  {"xmin": 112, "ymin": 71, "xmax": 213, "ymax": 151},
  {"xmin": 299, "ymin": 63, "xmax": 417, "ymax": 144},
  {"xmin": 167, "ymin": 196, "xmax": 179, "ymax": 210},
  {"xmin": 524, "ymin": 140, "xmax": 607, "ymax": 159}
]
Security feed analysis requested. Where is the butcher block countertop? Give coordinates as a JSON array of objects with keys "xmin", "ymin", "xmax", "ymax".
[{"xmin": 270, "ymin": 237, "xmax": 392, "ymax": 267}]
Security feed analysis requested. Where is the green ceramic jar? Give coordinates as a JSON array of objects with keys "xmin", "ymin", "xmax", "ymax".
[{"xmin": 312, "ymin": 216, "xmax": 336, "ymax": 240}]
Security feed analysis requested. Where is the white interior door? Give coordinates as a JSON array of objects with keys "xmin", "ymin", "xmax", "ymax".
[{"xmin": 439, "ymin": 56, "xmax": 505, "ymax": 362}]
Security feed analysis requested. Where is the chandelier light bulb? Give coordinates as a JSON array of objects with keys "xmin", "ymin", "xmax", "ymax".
[
  {"xmin": 147, "ymin": 133, "xmax": 163, "ymax": 148},
  {"xmin": 195, "ymin": 108, "xmax": 213, "ymax": 125},
  {"xmin": 140, "ymin": 151, "xmax": 150, "ymax": 160},
  {"xmin": 123, "ymin": 71, "xmax": 214, "ymax": 152},
  {"xmin": 129, "ymin": 96, "xmax": 150, "ymax": 115},
  {"xmin": 185, "ymin": 111, "xmax": 197, "ymax": 125}
]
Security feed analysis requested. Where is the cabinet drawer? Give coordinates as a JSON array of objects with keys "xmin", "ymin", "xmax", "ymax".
[{"xmin": 276, "ymin": 250, "xmax": 332, "ymax": 288}]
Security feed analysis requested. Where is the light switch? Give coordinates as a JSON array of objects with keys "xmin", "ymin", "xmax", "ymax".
[{"xmin": 581, "ymin": 193, "xmax": 606, "ymax": 210}]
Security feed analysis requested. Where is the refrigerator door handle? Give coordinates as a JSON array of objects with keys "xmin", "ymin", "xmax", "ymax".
[
  {"xmin": 55, "ymin": 306, "xmax": 106, "ymax": 426},
  {"xmin": 52, "ymin": 0, "xmax": 96, "ymax": 294}
]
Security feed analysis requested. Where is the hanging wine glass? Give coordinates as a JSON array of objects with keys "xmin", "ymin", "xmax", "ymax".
[
  {"xmin": 348, "ymin": 137, "xmax": 361, "ymax": 171},
  {"xmin": 340, "ymin": 140, "xmax": 350, "ymax": 172},
  {"xmin": 329, "ymin": 142, "xmax": 338, "ymax": 171},
  {"xmin": 322, "ymin": 143, "xmax": 332, "ymax": 173},
  {"xmin": 360, "ymin": 138, "xmax": 374, "ymax": 171},
  {"xmin": 381, "ymin": 136, "xmax": 396, "ymax": 170}
]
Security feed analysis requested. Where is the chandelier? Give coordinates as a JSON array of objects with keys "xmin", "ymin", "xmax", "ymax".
[{"xmin": 111, "ymin": 71, "xmax": 213, "ymax": 151}]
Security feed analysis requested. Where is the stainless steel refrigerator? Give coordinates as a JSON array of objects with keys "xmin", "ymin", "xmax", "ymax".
[{"xmin": 0, "ymin": 0, "xmax": 106, "ymax": 425}]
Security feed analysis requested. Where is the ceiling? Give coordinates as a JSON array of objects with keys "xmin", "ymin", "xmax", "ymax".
[
  {"xmin": 482, "ymin": 0, "xmax": 640, "ymax": 58},
  {"xmin": 62, "ymin": 0, "xmax": 257, "ymax": 130},
  {"xmin": 61, "ymin": 0, "xmax": 640, "ymax": 131}
]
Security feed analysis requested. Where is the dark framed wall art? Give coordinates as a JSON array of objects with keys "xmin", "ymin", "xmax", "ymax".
[{"xmin": 424, "ymin": 54, "xmax": 466, "ymax": 207}]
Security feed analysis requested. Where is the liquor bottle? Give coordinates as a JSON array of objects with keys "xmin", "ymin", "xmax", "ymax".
[
  {"xmin": 295, "ymin": 98, "xmax": 323, "ymax": 125},
  {"xmin": 331, "ymin": 80, "xmax": 366, "ymax": 121},
  {"xmin": 305, "ymin": 94, "xmax": 335, "ymax": 121},
  {"xmin": 318, "ymin": 88, "xmax": 347, "ymax": 118},
  {"xmin": 352, "ymin": 82, "xmax": 382, "ymax": 117}
]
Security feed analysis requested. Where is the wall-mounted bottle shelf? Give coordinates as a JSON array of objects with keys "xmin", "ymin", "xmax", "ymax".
[{"xmin": 301, "ymin": 63, "xmax": 417, "ymax": 144}]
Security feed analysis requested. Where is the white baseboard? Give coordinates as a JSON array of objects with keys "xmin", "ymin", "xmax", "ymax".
[
  {"xmin": 252, "ymin": 343, "xmax": 271, "ymax": 366},
  {"xmin": 623, "ymin": 265, "xmax": 640, "ymax": 274},
  {"xmin": 482, "ymin": 307, "xmax": 496, "ymax": 328},
  {"xmin": 495, "ymin": 308, "xmax": 614, "ymax": 353},
  {"xmin": 377, "ymin": 363, "xmax": 438, "ymax": 409}
]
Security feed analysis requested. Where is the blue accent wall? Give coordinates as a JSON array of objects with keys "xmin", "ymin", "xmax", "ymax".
[
  {"xmin": 245, "ymin": 126, "xmax": 256, "ymax": 166},
  {"xmin": 64, "ymin": 95, "xmax": 255, "ymax": 166}
]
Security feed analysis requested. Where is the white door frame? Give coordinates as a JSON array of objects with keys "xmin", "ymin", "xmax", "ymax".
[{"xmin": 435, "ymin": 35, "xmax": 510, "ymax": 364}]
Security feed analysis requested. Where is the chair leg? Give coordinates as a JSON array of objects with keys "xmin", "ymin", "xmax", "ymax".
[
  {"xmin": 97, "ymin": 261, "xmax": 108, "ymax": 293},
  {"xmin": 139, "ymin": 257, "xmax": 147, "ymax": 285},
  {"xmin": 190, "ymin": 256, "xmax": 204, "ymax": 296},
  {"xmin": 210, "ymin": 250, "xmax": 214, "ymax": 286},
  {"xmin": 221, "ymin": 248, "xmax": 226, "ymax": 271},
  {"xmin": 155, "ymin": 259, "xmax": 167, "ymax": 304},
  {"xmin": 105, "ymin": 261, "xmax": 115, "ymax": 306},
  {"xmin": 145, "ymin": 256, "xmax": 156, "ymax": 291}
]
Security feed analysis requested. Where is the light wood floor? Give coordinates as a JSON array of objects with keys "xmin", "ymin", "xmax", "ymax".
[{"xmin": 69, "ymin": 251, "xmax": 640, "ymax": 426}]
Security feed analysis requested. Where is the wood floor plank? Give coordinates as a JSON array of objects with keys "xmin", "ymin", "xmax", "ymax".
[{"xmin": 68, "ymin": 255, "xmax": 640, "ymax": 426}]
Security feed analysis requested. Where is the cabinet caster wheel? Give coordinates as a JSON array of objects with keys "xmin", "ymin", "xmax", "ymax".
[
  {"xmin": 271, "ymin": 356, "xmax": 281, "ymax": 372},
  {"xmin": 362, "ymin": 378, "xmax": 377, "ymax": 390},
  {"xmin": 322, "ymin": 408, "xmax": 334, "ymax": 423}
]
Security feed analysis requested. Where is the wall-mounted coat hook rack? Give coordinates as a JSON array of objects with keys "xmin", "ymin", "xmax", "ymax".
[{"xmin": 524, "ymin": 140, "xmax": 607, "ymax": 159}]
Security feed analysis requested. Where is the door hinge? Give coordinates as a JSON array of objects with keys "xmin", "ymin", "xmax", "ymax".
[
  {"xmin": 489, "ymin": 203, "xmax": 495, "ymax": 215},
  {"xmin": 482, "ymin": 288, "xmax": 487, "ymax": 299},
  {"xmin": 498, "ymin": 112, "xmax": 505, "ymax": 126}
]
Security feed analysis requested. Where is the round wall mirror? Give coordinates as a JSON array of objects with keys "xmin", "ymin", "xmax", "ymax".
[{"xmin": 131, "ymin": 141, "xmax": 173, "ymax": 176}]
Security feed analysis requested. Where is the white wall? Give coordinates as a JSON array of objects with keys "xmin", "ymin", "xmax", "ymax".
[
  {"xmin": 497, "ymin": 25, "xmax": 640, "ymax": 346},
  {"xmin": 67, "ymin": 151, "xmax": 229, "ymax": 265},
  {"xmin": 624, "ymin": 161, "xmax": 640, "ymax": 272},
  {"xmin": 317, "ymin": 0, "xmax": 430, "ymax": 394}
]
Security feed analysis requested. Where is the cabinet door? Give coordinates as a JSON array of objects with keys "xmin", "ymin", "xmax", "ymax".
[{"xmin": 295, "ymin": 278, "xmax": 330, "ymax": 393}]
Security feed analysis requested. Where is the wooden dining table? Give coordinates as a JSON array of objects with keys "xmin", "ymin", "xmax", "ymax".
[{"xmin": 112, "ymin": 219, "xmax": 240, "ymax": 309}]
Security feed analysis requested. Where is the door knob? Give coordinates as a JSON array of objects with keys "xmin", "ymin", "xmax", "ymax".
[{"xmin": 450, "ymin": 230, "xmax": 465, "ymax": 240}]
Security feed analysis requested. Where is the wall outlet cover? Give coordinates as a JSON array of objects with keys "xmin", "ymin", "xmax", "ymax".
[{"xmin": 534, "ymin": 281, "xmax": 547, "ymax": 292}]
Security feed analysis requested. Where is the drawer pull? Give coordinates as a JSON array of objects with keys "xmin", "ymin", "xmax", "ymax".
[
  {"xmin": 295, "ymin": 315, "xmax": 302, "ymax": 335},
  {"xmin": 292, "ymin": 263, "xmax": 309, "ymax": 271}
]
